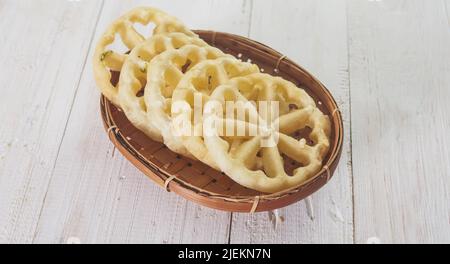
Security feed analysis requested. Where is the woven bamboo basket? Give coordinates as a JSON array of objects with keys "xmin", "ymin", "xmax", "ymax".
[{"xmin": 100, "ymin": 30, "xmax": 344, "ymax": 213}]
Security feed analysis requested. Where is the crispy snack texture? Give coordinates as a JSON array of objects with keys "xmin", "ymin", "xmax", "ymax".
[
  {"xmin": 93, "ymin": 7, "xmax": 333, "ymax": 194},
  {"xmin": 171, "ymin": 58, "xmax": 259, "ymax": 168},
  {"xmin": 118, "ymin": 33, "xmax": 208, "ymax": 142},
  {"xmin": 203, "ymin": 73, "xmax": 331, "ymax": 193},
  {"xmin": 93, "ymin": 7, "xmax": 196, "ymax": 106}
]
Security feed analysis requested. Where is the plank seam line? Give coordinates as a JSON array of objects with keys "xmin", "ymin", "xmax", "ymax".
[
  {"xmin": 227, "ymin": 213, "xmax": 233, "ymax": 244},
  {"xmin": 345, "ymin": 0, "xmax": 356, "ymax": 245},
  {"xmin": 246, "ymin": 0, "xmax": 254, "ymax": 38},
  {"xmin": 179, "ymin": 201, "xmax": 189, "ymax": 243},
  {"xmin": 31, "ymin": 0, "xmax": 106, "ymax": 243},
  {"xmin": 125, "ymin": 173, "xmax": 143, "ymax": 243},
  {"xmin": 444, "ymin": 0, "xmax": 450, "ymax": 26}
]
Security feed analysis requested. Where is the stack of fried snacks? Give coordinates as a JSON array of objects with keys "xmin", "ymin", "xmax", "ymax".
[{"xmin": 93, "ymin": 7, "xmax": 331, "ymax": 193}]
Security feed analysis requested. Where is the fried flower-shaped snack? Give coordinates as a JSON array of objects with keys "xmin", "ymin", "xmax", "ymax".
[
  {"xmin": 118, "ymin": 33, "xmax": 208, "ymax": 142},
  {"xmin": 93, "ymin": 7, "xmax": 196, "ymax": 106},
  {"xmin": 171, "ymin": 58, "xmax": 259, "ymax": 168},
  {"xmin": 203, "ymin": 73, "xmax": 331, "ymax": 193},
  {"xmin": 144, "ymin": 44, "xmax": 230, "ymax": 155}
]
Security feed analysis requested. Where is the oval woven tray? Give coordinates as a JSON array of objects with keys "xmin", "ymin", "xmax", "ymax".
[{"xmin": 100, "ymin": 30, "xmax": 344, "ymax": 213}]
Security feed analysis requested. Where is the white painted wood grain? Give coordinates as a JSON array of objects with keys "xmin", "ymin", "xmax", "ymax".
[
  {"xmin": 229, "ymin": 0, "xmax": 354, "ymax": 244},
  {"xmin": 348, "ymin": 0, "xmax": 450, "ymax": 243},
  {"xmin": 1, "ymin": 0, "xmax": 449, "ymax": 244},
  {"xmin": 31, "ymin": 0, "xmax": 253, "ymax": 244},
  {"xmin": 0, "ymin": 0, "xmax": 103, "ymax": 243}
]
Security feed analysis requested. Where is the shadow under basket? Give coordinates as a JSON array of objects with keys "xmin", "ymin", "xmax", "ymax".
[{"xmin": 100, "ymin": 30, "xmax": 344, "ymax": 213}]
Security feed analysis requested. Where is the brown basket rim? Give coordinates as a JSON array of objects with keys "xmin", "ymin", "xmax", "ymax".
[{"xmin": 99, "ymin": 30, "xmax": 344, "ymax": 212}]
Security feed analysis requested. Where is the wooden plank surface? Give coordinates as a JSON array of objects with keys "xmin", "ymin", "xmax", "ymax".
[
  {"xmin": 0, "ymin": 0, "xmax": 103, "ymax": 243},
  {"xmin": 229, "ymin": 0, "xmax": 353, "ymax": 244},
  {"xmin": 348, "ymin": 0, "xmax": 450, "ymax": 243},
  {"xmin": 0, "ymin": 0, "xmax": 449, "ymax": 244}
]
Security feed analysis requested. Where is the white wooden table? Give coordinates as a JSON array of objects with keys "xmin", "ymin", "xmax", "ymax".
[{"xmin": 0, "ymin": 0, "xmax": 449, "ymax": 244}]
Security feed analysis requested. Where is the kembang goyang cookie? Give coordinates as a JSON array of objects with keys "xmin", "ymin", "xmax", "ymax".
[
  {"xmin": 203, "ymin": 73, "xmax": 331, "ymax": 193},
  {"xmin": 118, "ymin": 33, "xmax": 210, "ymax": 143},
  {"xmin": 171, "ymin": 57, "xmax": 259, "ymax": 168},
  {"xmin": 144, "ymin": 45, "xmax": 230, "ymax": 156},
  {"xmin": 93, "ymin": 7, "xmax": 196, "ymax": 106},
  {"xmin": 94, "ymin": 7, "xmax": 333, "ymax": 195}
]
